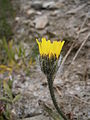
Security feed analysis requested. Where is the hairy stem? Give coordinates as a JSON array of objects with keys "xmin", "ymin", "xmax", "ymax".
[{"xmin": 47, "ymin": 75, "xmax": 69, "ymax": 120}]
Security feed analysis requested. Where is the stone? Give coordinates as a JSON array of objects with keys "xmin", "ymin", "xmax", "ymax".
[
  {"xmin": 26, "ymin": 9, "xmax": 35, "ymax": 16},
  {"xmin": 34, "ymin": 15, "xmax": 48, "ymax": 29},
  {"xmin": 43, "ymin": 1, "xmax": 56, "ymax": 9},
  {"xmin": 42, "ymin": 1, "xmax": 64, "ymax": 9},
  {"xmin": 26, "ymin": 9, "xmax": 42, "ymax": 16},
  {"xmin": 31, "ymin": 1, "xmax": 43, "ymax": 10},
  {"xmin": 15, "ymin": 17, "xmax": 20, "ymax": 22}
]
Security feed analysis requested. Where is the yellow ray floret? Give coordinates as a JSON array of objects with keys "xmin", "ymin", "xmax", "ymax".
[{"xmin": 36, "ymin": 38, "xmax": 65, "ymax": 59}]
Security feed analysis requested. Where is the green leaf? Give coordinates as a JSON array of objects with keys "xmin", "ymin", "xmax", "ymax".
[
  {"xmin": 12, "ymin": 94, "xmax": 21, "ymax": 103},
  {"xmin": 3, "ymin": 80, "xmax": 13, "ymax": 100},
  {"xmin": 0, "ymin": 79, "xmax": 1, "ymax": 90},
  {"xmin": 4, "ymin": 104, "xmax": 11, "ymax": 120},
  {"xmin": 0, "ymin": 97, "xmax": 12, "ymax": 103},
  {"xmin": 7, "ymin": 78, "xmax": 13, "ymax": 89},
  {"xmin": 3, "ymin": 37, "xmax": 9, "ymax": 57}
]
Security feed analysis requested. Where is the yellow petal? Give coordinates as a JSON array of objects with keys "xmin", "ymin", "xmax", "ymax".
[
  {"xmin": 41, "ymin": 38, "xmax": 47, "ymax": 55},
  {"xmin": 36, "ymin": 39, "xmax": 42, "ymax": 55},
  {"xmin": 57, "ymin": 41, "xmax": 65, "ymax": 58},
  {"xmin": 36, "ymin": 38, "xmax": 65, "ymax": 59}
]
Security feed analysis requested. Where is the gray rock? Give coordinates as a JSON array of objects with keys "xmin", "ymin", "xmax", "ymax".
[
  {"xmin": 43, "ymin": 1, "xmax": 64, "ymax": 9},
  {"xmin": 15, "ymin": 17, "xmax": 20, "ymax": 22},
  {"xmin": 43, "ymin": 1, "xmax": 56, "ymax": 9},
  {"xmin": 34, "ymin": 15, "xmax": 48, "ymax": 29},
  {"xmin": 31, "ymin": 1, "xmax": 43, "ymax": 10},
  {"xmin": 26, "ymin": 9, "xmax": 35, "ymax": 16}
]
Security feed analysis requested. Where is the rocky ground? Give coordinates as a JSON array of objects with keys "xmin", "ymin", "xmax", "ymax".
[{"xmin": 4, "ymin": 0, "xmax": 90, "ymax": 120}]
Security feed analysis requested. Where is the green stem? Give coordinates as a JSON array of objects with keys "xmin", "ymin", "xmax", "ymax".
[{"xmin": 47, "ymin": 75, "xmax": 69, "ymax": 120}]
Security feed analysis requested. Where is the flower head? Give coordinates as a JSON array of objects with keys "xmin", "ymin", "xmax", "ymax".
[{"xmin": 36, "ymin": 38, "xmax": 65, "ymax": 59}]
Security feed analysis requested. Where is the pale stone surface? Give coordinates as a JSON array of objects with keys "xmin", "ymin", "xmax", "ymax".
[
  {"xmin": 34, "ymin": 15, "xmax": 48, "ymax": 29},
  {"xmin": 26, "ymin": 9, "xmax": 35, "ymax": 16},
  {"xmin": 43, "ymin": 1, "xmax": 56, "ymax": 9},
  {"xmin": 15, "ymin": 17, "xmax": 20, "ymax": 22}
]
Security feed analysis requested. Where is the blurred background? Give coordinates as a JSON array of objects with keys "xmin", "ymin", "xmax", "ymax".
[{"xmin": 0, "ymin": 0, "xmax": 90, "ymax": 120}]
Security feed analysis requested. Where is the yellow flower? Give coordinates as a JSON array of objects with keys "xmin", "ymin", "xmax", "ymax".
[{"xmin": 36, "ymin": 38, "xmax": 65, "ymax": 59}]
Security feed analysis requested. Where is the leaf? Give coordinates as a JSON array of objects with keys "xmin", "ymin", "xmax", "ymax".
[
  {"xmin": 3, "ymin": 80, "xmax": 13, "ymax": 100},
  {"xmin": 3, "ymin": 38, "xmax": 15, "ymax": 63},
  {"xmin": 0, "ymin": 97, "xmax": 12, "ymax": 103},
  {"xmin": 4, "ymin": 104, "xmax": 11, "ymax": 120},
  {"xmin": 12, "ymin": 94, "xmax": 21, "ymax": 103},
  {"xmin": 7, "ymin": 78, "xmax": 13, "ymax": 89},
  {"xmin": 3, "ymin": 38, "xmax": 11, "ymax": 62},
  {"xmin": 0, "ymin": 65, "xmax": 12, "ymax": 73},
  {"xmin": 3, "ymin": 37, "xmax": 9, "ymax": 55},
  {"xmin": 39, "ymin": 100, "xmax": 63, "ymax": 120},
  {"xmin": 0, "ymin": 79, "xmax": 1, "ymax": 89},
  {"xmin": 8, "ymin": 40, "xmax": 15, "ymax": 61}
]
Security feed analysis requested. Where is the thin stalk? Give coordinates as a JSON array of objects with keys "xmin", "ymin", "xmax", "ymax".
[{"xmin": 47, "ymin": 75, "xmax": 69, "ymax": 120}]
